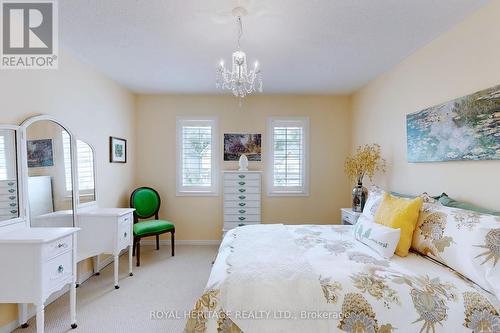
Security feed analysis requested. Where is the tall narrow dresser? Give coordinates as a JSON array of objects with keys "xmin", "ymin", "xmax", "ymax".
[{"xmin": 223, "ymin": 171, "xmax": 262, "ymax": 237}]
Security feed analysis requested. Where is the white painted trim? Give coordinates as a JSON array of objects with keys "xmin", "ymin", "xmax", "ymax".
[
  {"xmin": 266, "ymin": 116, "xmax": 310, "ymax": 197},
  {"xmin": 140, "ymin": 239, "xmax": 221, "ymax": 246},
  {"xmin": 176, "ymin": 116, "xmax": 220, "ymax": 197},
  {"xmin": 0, "ymin": 319, "xmax": 18, "ymax": 333}
]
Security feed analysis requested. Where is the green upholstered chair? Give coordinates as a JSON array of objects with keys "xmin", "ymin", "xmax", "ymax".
[{"xmin": 130, "ymin": 187, "xmax": 175, "ymax": 266}]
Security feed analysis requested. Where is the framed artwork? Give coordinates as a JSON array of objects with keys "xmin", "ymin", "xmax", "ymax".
[
  {"xmin": 224, "ymin": 133, "xmax": 261, "ymax": 161},
  {"xmin": 27, "ymin": 139, "xmax": 54, "ymax": 168},
  {"xmin": 109, "ymin": 136, "xmax": 127, "ymax": 163},
  {"xmin": 407, "ymin": 84, "xmax": 500, "ymax": 162}
]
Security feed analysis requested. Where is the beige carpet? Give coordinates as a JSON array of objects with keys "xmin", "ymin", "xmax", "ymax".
[{"xmin": 14, "ymin": 245, "xmax": 218, "ymax": 333}]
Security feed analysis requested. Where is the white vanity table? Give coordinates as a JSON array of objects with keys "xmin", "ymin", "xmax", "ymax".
[
  {"xmin": 0, "ymin": 123, "xmax": 79, "ymax": 333},
  {"xmin": 32, "ymin": 207, "xmax": 135, "ymax": 288},
  {"xmin": 0, "ymin": 225, "xmax": 79, "ymax": 333},
  {"xmin": 77, "ymin": 207, "xmax": 135, "ymax": 288}
]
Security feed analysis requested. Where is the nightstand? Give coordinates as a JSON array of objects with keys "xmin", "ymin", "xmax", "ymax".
[{"xmin": 341, "ymin": 208, "xmax": 362, "ymax": 225}]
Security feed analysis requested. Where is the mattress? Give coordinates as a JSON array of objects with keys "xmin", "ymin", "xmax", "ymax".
[{"xmin": 185, "ymin": 224, "xmax": 500, "ymax": 333}]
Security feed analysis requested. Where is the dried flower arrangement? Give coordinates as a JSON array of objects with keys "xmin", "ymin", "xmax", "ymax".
[{"xmin": 344, "ymin": 144, "xmax": 386, "ymax": 184}]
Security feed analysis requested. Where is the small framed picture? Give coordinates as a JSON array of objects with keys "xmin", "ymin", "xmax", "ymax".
[{"xmin": 109, "ymin": 136, "xmax": 127, "ymax": 163}]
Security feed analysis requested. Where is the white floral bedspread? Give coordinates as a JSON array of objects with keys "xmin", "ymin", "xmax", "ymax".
[{"xmin": 184, "ymin": 224, "xmax": 500, "ymax": 333}]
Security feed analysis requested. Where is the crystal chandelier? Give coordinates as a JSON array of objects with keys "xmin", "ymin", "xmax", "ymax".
[{"xmin": 216, "ymin": 7, "xmax": 263, "ymax": 99}]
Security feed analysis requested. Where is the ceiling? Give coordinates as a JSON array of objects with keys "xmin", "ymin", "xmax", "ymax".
[{"xmin": 59, "ymin": 0, "xmax": 489, "ymax": 94}]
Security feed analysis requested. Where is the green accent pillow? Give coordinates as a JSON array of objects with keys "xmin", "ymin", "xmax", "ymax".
[
  {"xmin": 389, "ymin": 191, "xmax": 415, "ymax": 199},
  {"xmin": 133, "ymin": 220, "xmax": 174, "ymax": 236},
  {"xmin": 438, "ymin": 193, "xmax": 500, "ymax": 216},
  {"xmin": 133, "ymin": 188, "xmax": 160, "ymax": 218}
]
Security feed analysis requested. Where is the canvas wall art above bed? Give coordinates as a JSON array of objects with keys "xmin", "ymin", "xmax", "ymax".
[{"xmin": 407, "ymin": 84, "xmax": 500, "ymax": 162}]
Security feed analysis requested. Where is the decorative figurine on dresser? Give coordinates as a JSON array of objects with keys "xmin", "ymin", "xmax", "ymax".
[{"xmin": 223, "ymin": 170, "xmax": 262, "ymax": 237}]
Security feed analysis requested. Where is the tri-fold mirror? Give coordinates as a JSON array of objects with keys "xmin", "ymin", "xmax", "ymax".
[
  {"xmin": 0, "ymin": 116, "xmax": 97, "ymax": 230},
  {"xmin": 20, "ymin": 116, "xmax": 96, "ymax": 228}
]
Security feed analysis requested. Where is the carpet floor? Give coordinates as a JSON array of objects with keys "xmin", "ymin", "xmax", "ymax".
[{"xmin": 13, "ymin": 245, "xmax": 218, "ymax": 333}]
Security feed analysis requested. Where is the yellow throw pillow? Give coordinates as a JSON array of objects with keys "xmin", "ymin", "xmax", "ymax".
[{"xmin": 374, "ymin": 193, "xmax": 423, "ymax": 257}]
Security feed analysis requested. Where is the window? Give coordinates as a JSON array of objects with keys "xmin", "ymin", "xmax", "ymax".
[
  {"xmin": 176, "ymin": 117, "xmax": 218, "ymax": 195},
  {"xmin": 62, "ymin": 131, "xmax": 72, "ymax": 191},
  {"xmin": 76, "ymin": 140, "xmax": 95, "ymax": 191},
  {"xmin": 267, "ymin": 117, "xmax": 309, "ymax": 196},
  {"xmin": 62, "ymin": 132, "xmax": 95, "ymax": 192}
]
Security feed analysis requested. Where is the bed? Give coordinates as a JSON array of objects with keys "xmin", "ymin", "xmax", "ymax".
[{"xmin": 184, "ymin": 223, "xmax": 500, "ymax": 333}]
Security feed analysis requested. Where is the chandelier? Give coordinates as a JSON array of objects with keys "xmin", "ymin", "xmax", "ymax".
[{"xmin": 216, "ymin": 7, "xmax": 263, "ymax": 99}]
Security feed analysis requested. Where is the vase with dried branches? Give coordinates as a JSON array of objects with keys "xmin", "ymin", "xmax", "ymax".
[{"xmin": 344, "ymin": 144, "xmax": 386, "ymax": 212}]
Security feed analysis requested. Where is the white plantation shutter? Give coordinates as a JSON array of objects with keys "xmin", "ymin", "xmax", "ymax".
[
  {"xmin": 177, "ymin": 118, "xmax": 218, "ymax": 195},
  {"xmin": 62, "ymin": 131, "xmax": 73, "ymax": 191},
  {"xmin": 62, "ymin": 132, "xmax": 95, "ymax": 192},
  {"xmin": 268, "ymin": 117, "xmax": 309, "ymax": 196},
  {"xmin": 76, "ymin": 140, "xmax": 95, "ymax": 191}
]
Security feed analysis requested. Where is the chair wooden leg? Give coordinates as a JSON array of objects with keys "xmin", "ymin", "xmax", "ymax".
[
  {"xmin": 156, "ymin": 234, "xmax": 160, "ymax": 250},
  {"xmin": 171, "ymin": 231, "xmax": 175, "ymax": 257},
  {"xmin": 132, "ymin": 237, "xmax": 136, "ymax": 256},
  {"xmin": 136, "ymin": 238, "xmax": 141, "ymax": 267}
]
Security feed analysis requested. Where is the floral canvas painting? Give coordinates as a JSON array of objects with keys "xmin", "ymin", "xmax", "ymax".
[
  {"xmin": 27, "ymin": 139, "xmax": 54, "ymax": 168},
  {"xmin": 407, "ymin": 84, "xmax": 500, "ymax": 162},
  {"xmin": 224, "ymin": 134, "xmax": 261, "ymax": 161}
]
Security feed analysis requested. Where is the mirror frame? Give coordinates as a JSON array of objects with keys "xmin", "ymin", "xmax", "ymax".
[
  {"xmin": 75, "ymin": 139, "xmax": 98, "ymax": 209},
  {"xmin": 0, "ymin": 124, "xmax": 26, "ymax": 228},
  {"xmin": 20, "ymin": 115, "xmax": 79, "ymax": 228}
]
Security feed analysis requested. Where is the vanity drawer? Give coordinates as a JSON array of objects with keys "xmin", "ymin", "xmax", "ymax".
[
  {"xmin": 44, "ymin": 251, "xmax": 73, "ymax": 293},
  {"xmin": 118, "ymin": 218, "xmax": 132, "ymax": 246},
  {"xmin": 224, "ymin": 194, "xmax": 260, "ymax": 201},
  {"xmin": 224, "ymin": 214, "xmax": 260, "ymax": 223},
  {"xmin": 224, "ymin": 207, "xmax": 260, "ymax": 215},
  {"xmin": 224, "ymin": 200, "xmax": 260, "ymax": 208},
  {"xmin": 224, "ymin": 186, "xmax": 260, "ymax": 194},
  {"xmin": 43, "ymin": 235, "xmax": 73, "ymax": 261},
  {"xmin": 119, "ymin": 213, "xmax": 133, "ymax": 225},
  {"xmin": 224, "ymin": 173, "xmax": 261, "ymax": 181}
]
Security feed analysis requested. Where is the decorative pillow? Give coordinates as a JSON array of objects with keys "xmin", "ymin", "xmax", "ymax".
[
  {"xmin": 412, "ymin": 204, "xmax": 500, "ymax": 299},
  {"xmin": 353, "ymin": 215, "xmax": 401, "ymax": 258},
  {"xmin": 390, "ymin": 191, "xmax": 442, "ymax": 205},
  {"xmin": 374, "ymin": 193, "xmax": 423, "ymax": 257},
  {"xmin": 362, "ymin": 185, "xmax": 385, "ymax": 219},
  {"xmin": 438, "ymin": 193, "xmax": 500, "ymax": 216}
]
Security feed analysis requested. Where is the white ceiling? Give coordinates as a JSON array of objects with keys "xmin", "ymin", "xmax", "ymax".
[{"xmin": 59, "ymin": 0, "xmax": 489, "ymax": 94}]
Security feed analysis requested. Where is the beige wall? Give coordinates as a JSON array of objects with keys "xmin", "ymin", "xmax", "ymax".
[
  {"xmin": 351, "ymin": 1, "xmax": 500, "ymax": 210},
  {"xmin": 135, "ymin": 95, "xmax": 352, "ymax": 240},
  {"xmin": 0, "ymin": 50, "xmax": 136, "ymax": 327}
]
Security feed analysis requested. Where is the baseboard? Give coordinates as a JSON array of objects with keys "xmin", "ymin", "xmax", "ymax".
[
  {"xmin": 0, "ymin": 320, "xmax": 18, "ymax": 333},
  {"xmin": 140, "ymin": 239, "xmax": 221, "ymax": 246}
]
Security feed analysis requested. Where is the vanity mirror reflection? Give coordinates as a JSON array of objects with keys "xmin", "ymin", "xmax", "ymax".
[
  {"xmin": 0, "ymin": 129, "xmax": 19, "ymax": 225},
  {"xmin": 25, "ymin": 118, "xmax": 75, "ymax": 228},
  {"xmin": 76, "ymin": 140, "xmax": 96, "ymax": 205}
]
